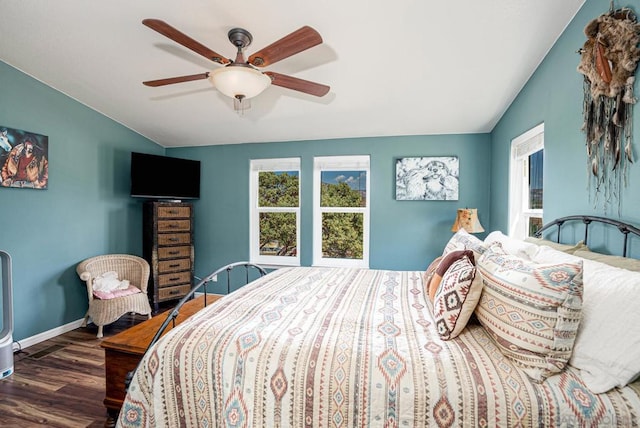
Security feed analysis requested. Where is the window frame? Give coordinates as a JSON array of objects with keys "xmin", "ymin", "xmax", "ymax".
[
  {"xmin": 312, "ymin": 155, "xmax": 370, "ymax": 268},
  {"xmin": 509, "ymin": 124, "xmax": 544, "ymax": 240},
  {"xmin": 249, "ymin": 157, "xmax": 301, "ymax": 267}
]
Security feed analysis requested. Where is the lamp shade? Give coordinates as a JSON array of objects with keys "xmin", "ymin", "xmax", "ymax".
[
  {"xmin": 451, "ymin": 208, "xmax": 485, "ymax": 233},
  {"xmin": 209, "ymin": 66, "xmax": 271, "ymax": 99}
]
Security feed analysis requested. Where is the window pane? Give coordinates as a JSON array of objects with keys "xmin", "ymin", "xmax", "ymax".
[
  {"xmin": 528, "ymin": 217, "xmax": 543, "ymax": 237},
  {"xmin": 320, "ymin": 171, "xmax": 366, "ymax": 207},
  {"xmin": 259, "ymin": 171, "xmax": 299, "ymax": 207},
  {"xmin": 528, "ymin": 150, "xmax": 543, "ymax": 210},
  {"xmin": 322, "ymin": 213, "xmax": 363, "ymax": 259},
  {"xmin": 259, "ymin": 212, "xmax": 297, "ymax": 257}
]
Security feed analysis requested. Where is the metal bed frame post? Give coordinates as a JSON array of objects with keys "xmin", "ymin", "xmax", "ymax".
[{"xmin": 124, "ymin": 261, "xmax": 267, "ymax": 391}]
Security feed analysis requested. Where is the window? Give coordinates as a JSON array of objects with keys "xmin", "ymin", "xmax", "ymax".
[
  {"xmin": 509, "ymin": 124, "xmax": 544, "ymax": 240},
  {"xmin": 313, "ymin": 156, "xmax": 370, "ymax": 267},
  {"xmin": 250, "ymin": 158, "xmax": 300, "ymax": 266}
]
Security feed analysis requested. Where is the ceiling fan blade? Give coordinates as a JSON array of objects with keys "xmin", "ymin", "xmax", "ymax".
[
  {"xmin": 143, "ymin": 73, "xmax": 210, "ymax": 87},
  {"xmin": 249, "ymin": 26, "xmax": 322, "ymax": 67},
  {"xmin": 265, "ymin": 72, "xmax": 330, "ymax": 97},
  {"xmin": 142, "ymin": 19, "xmax": 230, "ymax": 65}
]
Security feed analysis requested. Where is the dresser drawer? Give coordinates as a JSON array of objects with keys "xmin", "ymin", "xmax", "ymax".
[
  {"xmin": 158, "ymin": 271, "xmax": 191, "ymax": 287},
  {"xmin": 158, "ymin": 233, "xmax": 191, "ymax": 246},
  {"xmin": 144, "ymin": 201, "xmax": 195, "ymax": 311},
  {"xmin": 158, "ymin": 284, "xmax": 191, "ymax": 301},
  {"xmin": 158, "ymin": 219, "xmax": 191, "ymax": 233},
  {"xmin": 158, "ymin": 258, "xmax": 191, "ymax": 273},
  {"xmin": 158, "ymin": 246, "xmax": 191, "ymax": 260},
  {"xmin": 158, "ymin": 206, "xmax": 191, "ymax": 219}
]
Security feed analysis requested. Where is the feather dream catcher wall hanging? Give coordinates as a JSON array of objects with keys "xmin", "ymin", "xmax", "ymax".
[{"xmin": 578, "ymin": 4, "xmax": 640, "ymax": 213}]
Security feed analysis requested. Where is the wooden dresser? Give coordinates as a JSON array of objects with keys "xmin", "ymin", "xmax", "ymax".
[{"xmin": 143, "ymin": 201, "xmax": 194, "ymax": 312}]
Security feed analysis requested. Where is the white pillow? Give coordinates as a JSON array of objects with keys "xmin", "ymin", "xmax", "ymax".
[
  {"xmin": 525, "ymin": 237, "xmax": 589, "ymax": 254},
  {"xmin": 484, "ymin": 231, "xmax": 540, "ymax": 260},
  {"xmin": 532, "ymin": 245, "xmax": 581, "ymax": 264},
  {"xmin": 569, "ymin": 258, "xmax": 640, "ymax": 393},
  {"xmin": 534, "ymin": 246, "xmax": 640, "ymax": 393}
]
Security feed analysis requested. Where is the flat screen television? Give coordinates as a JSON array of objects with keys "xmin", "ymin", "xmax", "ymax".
[{"xmin": 130, "ymin": 152, "xmax": 201, "ymax": 200}]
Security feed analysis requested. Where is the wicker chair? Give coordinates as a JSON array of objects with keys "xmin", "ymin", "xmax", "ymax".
[{"xmin": 76, "ymin": 254, "xmax": 152, "ymax": 338}]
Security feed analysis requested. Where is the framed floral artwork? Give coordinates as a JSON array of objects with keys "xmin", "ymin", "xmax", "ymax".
[
  {"xmin": 395, "ymin": 156, "xmax": 459, "ymax": 200},
  {"xmin": 0, "ymin": 126, "xmax": 49, "ymax": 190}
]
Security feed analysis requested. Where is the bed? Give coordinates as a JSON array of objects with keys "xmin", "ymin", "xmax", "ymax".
[{"xmin": 117, "ymin": 216, "xmax": 640, "ymax": 427}]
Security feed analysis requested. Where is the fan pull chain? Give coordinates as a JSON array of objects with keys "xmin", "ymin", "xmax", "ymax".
[{"xmin": 234, "ymin": 95, "xmax": 251, "ymax": 115}]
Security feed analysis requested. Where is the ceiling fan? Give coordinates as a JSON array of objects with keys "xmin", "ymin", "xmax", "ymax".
[{"xmin": 141, "ymin": 19, "xmax": 330, "ymax": 111}]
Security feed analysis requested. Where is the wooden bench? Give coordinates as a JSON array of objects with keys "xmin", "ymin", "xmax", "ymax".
[{"xmin": 100, "ymin": 294, "xmax": 222, "ymax": 427}]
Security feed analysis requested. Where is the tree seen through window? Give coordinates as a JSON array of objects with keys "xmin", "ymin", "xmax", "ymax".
[
  {"xmin": 320, "ymin": 171, "xmax": 366, "ymax": 259},
  {"xmin": 258, "ymin": 171, "xmax": 298, "ymax": 256}
]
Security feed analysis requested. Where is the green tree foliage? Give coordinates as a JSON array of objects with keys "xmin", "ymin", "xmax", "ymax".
[
  {"xmin": 322, "ymin": 213, "xmax": 363, "ymax": 259},
  {"xmin": 321, "ymin": 181, "xmax": 365, "ymax": 259},
  {"xmin": 257, "ymin": 172, "xmax": 365, "ymax": 259},
  {"xmin": 258, "ymin": 172, "xmax": 298, "ymax": 256},
  {"xmin": 259, "ymin": 171, "xmax": 299, "ymax": 207},
  {"xmin": 321, "ymin": 181, "xmax": 365, "ymax": 207},
  {"xmin": 260, "ymin": 213, "xmax": 297, "ymax": 256}
]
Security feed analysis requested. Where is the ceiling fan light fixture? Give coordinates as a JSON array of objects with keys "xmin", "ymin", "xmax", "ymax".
[{"xmin": 209, "ymin": 66, "xmax": 271, "ymax": 100}]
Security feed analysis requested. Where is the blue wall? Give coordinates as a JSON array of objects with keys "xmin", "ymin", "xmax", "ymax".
[
  {"xmin": 5, "ymin": 0, "xmax": 640, "ymax": 342},
  {"xmin": 490, "ymin": 0, "xmax": 640, "ymax": 256},
  {"xmin": 0, "ymin": 61, "xmax": 161, "ymax": 341},
  {"xmin": 0, "ymin": 57, "xmax": 490, "ymax": 341},
  {"xmin": 169, "ymin": 134, "xmax": 491, "ymax": 292}
]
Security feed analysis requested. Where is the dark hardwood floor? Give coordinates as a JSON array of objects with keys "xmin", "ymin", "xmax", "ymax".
[{"xmin": 0, "ymin": 314, "xmax": 151, "ymax": 428}]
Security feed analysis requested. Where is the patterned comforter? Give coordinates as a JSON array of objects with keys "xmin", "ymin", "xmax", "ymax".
[{"xmin": 118, "ymin": 267, "xmax": 640, "ymax": 427}]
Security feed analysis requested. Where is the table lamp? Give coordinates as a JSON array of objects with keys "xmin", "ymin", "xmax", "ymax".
[{"xmin": 451, "ymin": 208, "xmax": 485, "ymax": 233}]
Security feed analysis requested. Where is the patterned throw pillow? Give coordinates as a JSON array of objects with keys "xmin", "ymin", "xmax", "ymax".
[
  {"xmin": 433, "ymin": 255, "xmax": 481, "ymax": 340},
  {"xmin": 428, "ymin": 249, "xmax": 474, "ymax": 301},
  {"xmin": 475, "ymin": 244, "xmax": 583, "ymax": 382},
  {"xmin": 442, "ymin": 228, "xmax": 487, "ymax": 259}
]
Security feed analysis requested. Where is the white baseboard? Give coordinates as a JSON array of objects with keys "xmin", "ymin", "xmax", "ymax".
[
  {"xmin": 193, "ymin": 292, "xmax": 224, "ymax": 297},
  {"xmin": 14, "ymin": 295, "xmax": 226, "ymax": 351},
  {"xmin": 14, "ymin": 318, "xmax": 85, "ymax": 351}
]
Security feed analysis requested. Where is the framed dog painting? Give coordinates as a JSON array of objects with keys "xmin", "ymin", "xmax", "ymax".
[
  {"xmin": 395, "ymin": 156, "xmax": 458, "ymax": 200},
  {"xmin": 0, "ymin": 126, "xmax": 49, "ymax": 190}
]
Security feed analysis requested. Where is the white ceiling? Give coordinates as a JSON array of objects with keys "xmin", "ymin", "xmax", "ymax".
[{"xmin": 0, "ymin": 1, "xmax": 584, "ymax": 148}]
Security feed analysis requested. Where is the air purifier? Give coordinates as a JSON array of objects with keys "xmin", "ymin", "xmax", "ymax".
[{"xmin": 0, "ymin": 250, "xmax": 13, "ymax": 380}]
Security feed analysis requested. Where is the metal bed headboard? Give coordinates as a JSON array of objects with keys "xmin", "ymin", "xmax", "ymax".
[{"xmin": 534, "ymin": 215, "xmax": 640, "ymax": 257}]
